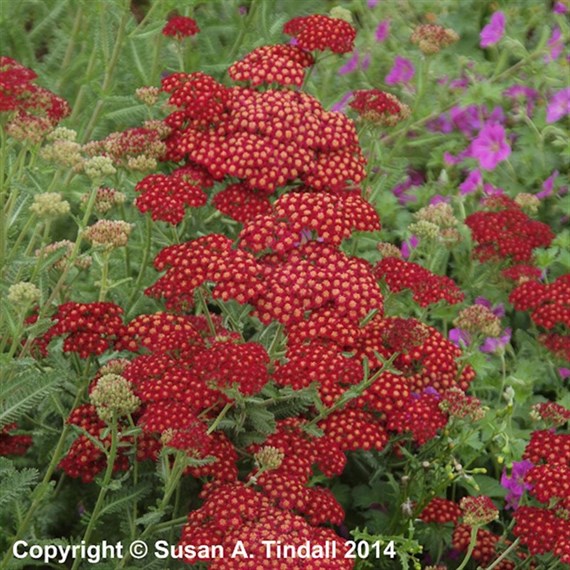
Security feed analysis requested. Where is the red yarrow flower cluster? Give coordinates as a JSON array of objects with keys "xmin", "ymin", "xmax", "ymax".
[
  {"xmin": 465, "ymin": 196, "xmax": 554, "ymax": 264},
  {"xmin": 40, "ymin": 302, "xmax": 125, "ymax": 358},
  {"xmin": 146, "ymin": 234, "xmax": 264, "ymax": 310},
  {"xmin": 374, "ymin": 257, "xmax": 464, "ymax": 307},
  {"xmin": 229, "ymin": 44, "xmax": 315, "ymax": 87},
  {"xmin": 162, "ymin": 15, "xmax": 199, "ymax": 39},
  {"xmin": 239, "ymin": 190, "xmax": 380, "ymax": 254},
  {"xmin": 283, "ymin": 14, "xmax": 356, "ymax": 54},
  {"xmin": 212, "ymin": 182, "xmax": 272, "ymax": 224},
  {"xmin": 419, "ymin": 497, "xmax": 462, "ymax": 525},
  {"xmin": 162, "ymin": 76, "xmax": 366, "ymax": 193},
  {"xmin": 0, "ymin": 423, "xmax": 33, "ymax": 456},
  {"xmin": 135, "ymin": 165, "xmax": 213, "ymax": 224},
  {"xmin": 0, "ymin": 56, "xmax": 70, "ymax": 124},
  {"xmin": 349, "ymin": 89, "xmax": 411, "ymax": 126}
]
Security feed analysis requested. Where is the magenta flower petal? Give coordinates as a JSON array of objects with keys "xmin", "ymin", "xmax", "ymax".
[
  {"xmin": 459, "ymin": 169, "xmax": 482, "ymax": 195},
  {"xmin": 537, "ymin": 170, "xmax": 559, "ymax": 199},
  {"xmin": 470, "ymin": 123, "xmax": 511, "ymax": 170},
  {"xmin": 546, "ymin": 87, "xmax": 570, "ymax": 123},
  {"xmin": 449, "ymin": 328, "xmax": 471, "ymax": 347},
  {"xmin": 338, "ymin": 50, "xmax": 359, "ymax": 75},
  {"xmin": 375, "ymin": 19, "xmax": 390, "ymax": 42},
  {"xmin": 385, "ymin": 56, "xmax": 415, "ymax": 85},
  {"xmin": 480, "ymin": 11, "xmax": 506, "ymax": 48}
]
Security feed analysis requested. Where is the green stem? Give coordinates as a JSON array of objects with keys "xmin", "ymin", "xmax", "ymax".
[
  {"xmin": 55, "ymin": 5, "xmax": 84, "ymax": 92},
  {"xmin": 479, "ymin": 537, "xmax": 520, "ymax": 570},
  {"xmin": 70, "ymin": 414, "xmax": 120, "ymax": 570},
  {"xmin": 206, "ymin": 402, "xmax": 233, "ymax": 435},
  {"xmin": 127, "ymin": 214, "xmax": 152, "ymax": 315},
  {"xmin": 98, "ymin": 250, "xmax": 111, "ymax": 302},
  {"xmin": 196, "ymin": 287, "xmax": 216, "ymax": 336},
  {"xmin": 456, "ymin": 525, "xmax": 479, "ymax": 570}
]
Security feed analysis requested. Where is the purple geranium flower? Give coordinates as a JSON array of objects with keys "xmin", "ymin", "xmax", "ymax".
[
  {"xmin": 385, "ymin": 56, "xmax": 415, "ymax": 85},
  {"xmin": 459, "ymin": 169, "xmax": 482, "ymax": 195},
  {"xmin": 553, "ymin": 1, "xmax": 568, "ymax": 13},
  {"xmin": 338, "ymin": 50, "xmax": 360, "ymax": 75},
  {"xmin": 375, "ymin": 19, "xmax": 390, "ymax": 42},
  {"xmin": 331, "ymin": 92, "xmax": 353, "ymax": 114},
  {"xmin": 480, "ymin": 11, "xmax": 506, "ymax": 48},
  {"xmin": 470, "ymin": 123, "xmax": 511, "ymax": 170},
  {"xmin": 401, "ymin": 235, "xmax": 419, "ymax": 259},
  {"xmin": 546, "ymin": 87, "xmax": 570, "ymax": 123},
  {"xmin": 449, "ymin": 328, "xmax": 471, "ymax": 347},
  {"xmin": 430, "ymin": 194, "xmax": 451, "ymax": 205},
  {"xmin": 480, "ymin": 327, "xmax": 511, "ymax": 353},
  {"xmin": 501, "ymin": 460, "xmax": 534, "ymax": 510},
  {"xmin": 537, "ymin": 170, "xmax": 559, "ymax": 199},
  {"xmin": 545, "ymin": 27, "xmax": 563, "ymax": 63},
  {"xmin": 559, "ymin": 367, "xmax": 570, "ymax": 380},
  {"xmin": 475, "ymin": 296, "xmax": 505, "ymax": 317}
]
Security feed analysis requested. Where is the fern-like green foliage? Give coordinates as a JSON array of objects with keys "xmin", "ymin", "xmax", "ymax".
[
  {"xmin": 0, "ymin": 359, "xmax": 64, "ymax": 428},
  {"xmin": 0, "ymin": 457, "xmax": 39, "ymax": 514}
]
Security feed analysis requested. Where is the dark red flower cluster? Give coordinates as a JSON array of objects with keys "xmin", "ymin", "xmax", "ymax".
[
  {"xmin": 419, "ymin": 497, "xmax": 462, "ymax": 524},
  {"xmin": 510, "ymin": 274, "xmax": 570, "ymax": 329},
  {"xmin": 212, "ymin": 182, "xmax": 272, "ymax": 223},
  {"xmin": 229, "ymin": 44, "xmax": 315, "ymax": 87},
  {"xmin": 59, "ymin": 404, "xmax": 160, "ymax": 482},
  {"xmin": 512, "ymin": 429, "xmax": 570, "ymax": 564},
  {"xmin": 162, "ymin": 78, "xmax": 366, "ymax": 193},
  {"xmin": 146, "ymin": 234, "xmax": 265, "ymax": 309},
  {"xmin": 179, "ymin": 481, "xmax": 354, "ymax": 568},
  {"xmin": 162, "ymin": 15, "xmax": 199, "ymax": 39},
  {"xmin": 374, "ymin": 257, "xmax": 464, "ymax": 307},
  {"xmin": 0, "ymin": 423, "xmax": 32, "ymax": 456},
  {"xmin": 283, "ymin": 14, "xmax": 356, "ymax": 54},
  {"xmin": 355, "ymin": 317, "xmax": 475, "ymax": 393},
  {"xmin": 40, "ymin": 302, "xmax": 125, "ymax": 358},
  {"xmin": 252, "ymin": 242, "xmax": 383, "ymax": 326},
  {"xmin": 465, "ymin": 196, "xmax": 554, "ymax": 264},
  {"xmin": 349, "ymin": 89, "xmax": 411, "ymax": 126},
  {"xmin": 0, "ymin": 56, "xmax": 70, "ymax": 123},
  {"xmin": 501, "ymin": 263, "xmax": 542, "ymax": 284},
  {"xmin": 135, "ymin": 165, "xmax": 212, "ymax": 224},
  {"xmin": 239, "ymin": 190, "xmax": 380, "ymax": 254},
  {"xmin": 452, "ymin": 525, "xmax": 515, "ymax": 570},
  {"xmin": 510, "ymin": 274, "xmax": 570, "ymax": 360}
]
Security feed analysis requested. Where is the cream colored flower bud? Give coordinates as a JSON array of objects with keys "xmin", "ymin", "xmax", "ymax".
[
  {"xmin": 83, "ymin": 155, "xmax": 117, "ymax": 179},
  {"xmin": 90, "ymin": 373, "xmax": 140, "ymax": 423},
  {"xmin": 254, "ymin": 446, "xmax": 285, "ymax": 471},
  {"xmin": 7, "ymin": 282, "xmax": 41, "ymax": 305},
  {"xmin": 84, "ymin": 220, "xmax": 133, "ymax": 249},
  {"xmin": 30, "ymin": 193, "xmax": 70, "ymax": 219}
]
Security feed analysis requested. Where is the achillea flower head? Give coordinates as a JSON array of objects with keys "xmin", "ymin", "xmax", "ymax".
[
  {"xmin": 408, "ymin": 220, "xmax": 440, "ymax": 241},
  {"xmin": 213, "ymin": 182, "xmax": 272, "ymax": 224},
  {"xmin": 514, "ymin": 192, "xmax": 540, "ymax": 214},
  {"xmin": 419, "ymin": 497, "xmax": 462, "ymax": 524},
  {"xmin": 374, "ymin": 257, "xmax": 464, "ymax": 307},
  {"xmin": 5, "ymin": 112, "xmax": 53, "ymax": 143},
  {"xmin": 349, "ymin": 89, "xmax": 410, "ymax": 126},
  {"xmin": 460, "ymin": 496, "xmax": 499, "ymax": 526},
  {"xmin": 162, "ymin": 15, "xmax": 199, "ymax": 39},
  {"xmin": 7, "ymin": 282, "xmax": 40, "ymax": 305},
  {"xmin": 0, "ymin": 423, "xmax": 33, "ymax": 456},
  {"xmin": 90, "ymin": 373, "xmax": 141, "ymax": 423},
  {"xmin": 81, "ymin": 187, "xmax": 126, "ymax": 214},
  {"xmin": 40, "ymin": 137, "xmax": 83, "ymax": 168},
  {"xmin": 480, "ymin": 11, "xmax": 506, "ymax": 48},
  {"xmin": 254, "ymin": 446, "xmax": 285, "ymax": 471},
  {"xmin": 283, "ymin": 14, "xmax": 356, "ymax": 54},
  {"xmin": 30, "ymin": 192, "xmax": 70, "ymax": 218},
  {"xmin": 470, "ymin": 123, "xmax": 511, "ymax": 170},
  {"xmin": 414, "ymin": 202, "xmax": 458, "ymax": 229},
  {"xmin": 385, "ymin": 56, "xmax": 415, "ymax": 85},
  {"xmin": 84, "ymin": 220, "xmax": 133, "ymax": 249},
  {"xmin": 135, "ymin": 165, "xmax": 211, "ymax": 224},
  {"xmin": 411, "ymin": 24, "xmax": 459, "ymax": 54},
  {"xmin": 440, "ymin": 387, "xmax": 485, "ymax": 421},
  {"xmin": 454, "ymin": 304, "xmax": 502, "ymax": 338},
  {"xmin": 35, "ymin": 240, "xmax": 92, "ymax": 271},
  {"xmin": 229, "ymin": 44, "xmax": 314, "ymax": 87},
  {"xmin": 82, "ymin": 155, "xmax": 116, "ymax": 179},
  {"xmin": 135, "ymin": 86, "xmax": 160, "ymax": 106},
  {"xmin": 531, "ymin": 402, "xmax": 570, "ymax": 428},
  {"xmin": 376, "ymin": 242, "xmax": 402, "ymax": 259},
  {"xmin": 546, "ymin": 87, "xmax": 570, "ymax": 123}
]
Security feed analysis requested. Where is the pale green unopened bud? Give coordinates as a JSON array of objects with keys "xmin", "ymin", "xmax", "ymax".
[
  {"xmin": 90, "ymin": 373, "xmax": 140, "ymax": 423},
  {"xmin": 40, "ymin": 139, "xmax": 83, "ymax": 168},
  {"xmin": 7, "ymin": 282, "xmax": 41, "ymax": 305},
  {"xmin": 254, "ymin": 446, "xmax": 284, "ymax": 471},
  {"xmin": 329, "ymin": 6, "xmax": 353, "ymax": 22},
  {"xmin": 135, "ymin": 86, "xmax": 160, "ymax": 106},
  {"xmin": 409, "ymin": 220, "xmax": 440, "ymax": 240},
  {"xmin": 83, "ymin": 155, "xmax": 116, "ymax": 179},
  {"xmin": 30, "ymin": 193, "xmax": 70, "ymax": 219},
  {"xmin": 515, "ymin": 193, "xmax": 540, "ymax": 214},
  {"xmin": 84, "ymin": 220, "xmax": 133, "ymax": 249},
  {"xmin": 47, "ymin": 127, "xmax": 77, "ymax": 142}
]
